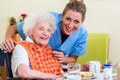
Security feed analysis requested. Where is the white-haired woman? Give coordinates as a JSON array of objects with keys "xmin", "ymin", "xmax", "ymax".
[{"xmin": 11, "ymin": 12, "xmax": 63, "ymax": 80}]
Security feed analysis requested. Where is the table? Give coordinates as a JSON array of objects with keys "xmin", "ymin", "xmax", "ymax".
[
  {"xmin": 58, "ymin": 67, "xmax": 120, "ymax": 80},
  {"xmin": 87, "ymin": 67, "xmax": 120, "ymax": 80}
]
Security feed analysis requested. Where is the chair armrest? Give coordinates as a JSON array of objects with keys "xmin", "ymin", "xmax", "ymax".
[{"xmin": 6, "ymin": 77, "xmax": 22, "ymax": 80}]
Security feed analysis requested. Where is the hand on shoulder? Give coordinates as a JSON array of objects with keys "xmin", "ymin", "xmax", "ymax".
[{"xmin": 1, "ymin": 38, "xmax": 17, "ymax": 52}]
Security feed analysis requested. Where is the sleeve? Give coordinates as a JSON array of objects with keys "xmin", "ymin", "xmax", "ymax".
[
  {"xmin": 72, "ymin": 30, "xmax": 88, "ymax": 56},
  {"xmin": 11, "ymin": 44, "xmax": 29, "ymax": 77},
  {"xmin": 17, "ymin": 21, "xmax": 26, "ymax": 40}
]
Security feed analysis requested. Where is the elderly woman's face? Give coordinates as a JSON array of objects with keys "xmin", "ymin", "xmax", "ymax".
[
  {"xmin": 31, "ymin": 21, "xmax": 52, "ymax": 46},
  {"xmin": 62, "ymin": 10, "xmax": 83, "ymax": 35}
]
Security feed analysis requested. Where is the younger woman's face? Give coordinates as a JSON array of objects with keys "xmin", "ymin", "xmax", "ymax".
[
  {"xmin": 30, "ymin": 21, "xmax": 52, "ymax": 46},
  {"xmin": 62, "ymin": 10, "xmax": 83, "ymax": 35}
]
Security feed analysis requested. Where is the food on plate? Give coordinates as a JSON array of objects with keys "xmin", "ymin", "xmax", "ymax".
[{"xmin": 80, "ymin": 72, "xmax": 94, "ymax": 78}]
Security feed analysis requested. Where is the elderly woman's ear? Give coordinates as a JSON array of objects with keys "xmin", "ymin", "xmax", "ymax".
[{"xmin": 28, "ymin": 31, "xmax": 33, "ymax": 37}]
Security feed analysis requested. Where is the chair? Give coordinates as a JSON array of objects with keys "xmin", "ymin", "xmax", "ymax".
[
  {"xmin": 76, "ymin": 33, "xmax": 109, "ymax": 65},
  {"xmin": 0, "ymin": 48, "xmax": 39, "ymax": 80},
  {"xmin": 0, "ymin": 49, "xmax": 7, "ymax": 80}
]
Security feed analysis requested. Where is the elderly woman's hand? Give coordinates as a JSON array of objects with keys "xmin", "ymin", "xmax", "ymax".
[
  {"xmin": 1, "ymin": 38, "xmax": 17, "ymax": 52},
  {"xmin": 47, "ymin": 74, "xmax": 63, "ymax": 80}
]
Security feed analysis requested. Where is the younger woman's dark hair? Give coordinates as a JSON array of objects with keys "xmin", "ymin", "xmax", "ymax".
[{"xmin": 70, "ymin": 0, "xmax": 84, "ymax": 3}]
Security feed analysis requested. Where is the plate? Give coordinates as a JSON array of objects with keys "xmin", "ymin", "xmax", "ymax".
[
  {"xmin": 80, "ymin": 72, "xmax": 96, "ymax": 80},
  {"xmin": 82, "ymin": 77, "xmax": 96, "ymax": 80},
  {"xmin": 56, "ymin": 72, "xmax": 96, "ymax": 80}
]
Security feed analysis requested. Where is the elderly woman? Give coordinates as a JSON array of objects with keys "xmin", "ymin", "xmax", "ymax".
[{"xmin": 11, "ymin": 12, "xmax": 63, "ymax": 80}]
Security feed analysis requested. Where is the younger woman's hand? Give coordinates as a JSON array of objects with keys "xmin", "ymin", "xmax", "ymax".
[
  {"xmin": 52, "ymin": 50, "xmax": 65, "ymax": 63},
  {"xmin": 81, "ymin": 63, "xmax": 103, "ymax": 72},
  {"xmin": 1, "ymin": 38, "xmax": 17, "ymax": 52}
]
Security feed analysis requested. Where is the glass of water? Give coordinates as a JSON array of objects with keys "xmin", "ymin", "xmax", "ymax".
[
  {"xmin": 112, "ymin": 63, "xmax": 118, "ymax": 80},
  {"xmin": 67, "ymin": 63, "xmax": 81, "ymax": 80}
]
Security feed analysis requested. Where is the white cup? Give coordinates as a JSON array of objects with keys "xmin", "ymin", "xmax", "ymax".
[{"xmin": 89, "ymin": 61, "xmax": 101, "ymax": 74}]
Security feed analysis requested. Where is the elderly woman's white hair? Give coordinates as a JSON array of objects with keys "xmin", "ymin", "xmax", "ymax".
[{"xmin": 23, "ymin": 12, "xmax": 56, "ymax": 36}]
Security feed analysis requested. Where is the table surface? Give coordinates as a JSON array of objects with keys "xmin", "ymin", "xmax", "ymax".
[
  {"xmin": 87, "ymin": 67, "xmax": 120, "ymax": 80},
  {"xmin": 58, "ymin": 67, "xmax": 120, "ymax": 80}
]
